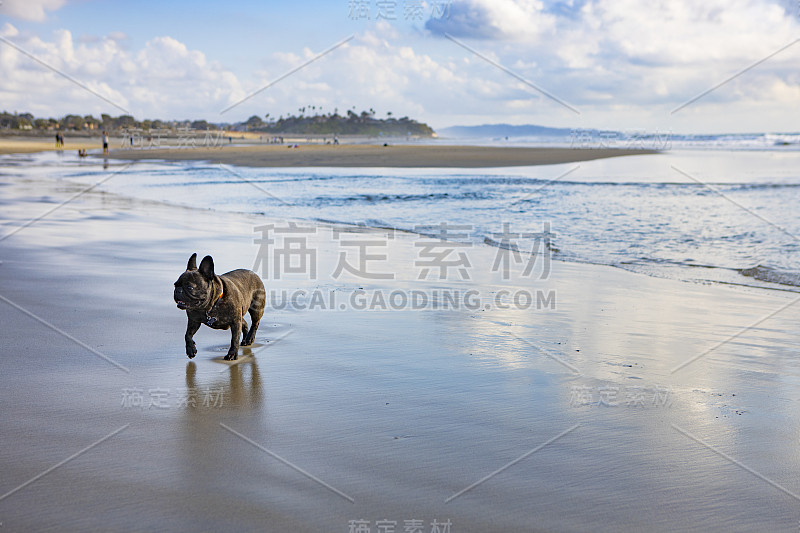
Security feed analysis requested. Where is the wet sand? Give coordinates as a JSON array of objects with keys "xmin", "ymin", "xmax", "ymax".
[
  {"xmin": 104, "ymin": 144, "xmax": 658, "ymax": 168},
  {"xmin": 1, "ymin": 159, "xmax": 800, "ymax": 531}
]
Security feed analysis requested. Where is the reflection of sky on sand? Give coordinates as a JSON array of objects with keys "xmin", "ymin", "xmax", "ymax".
[{"xmin": 410, "ymin": 248, "xmax": 800, "ymax": 527}]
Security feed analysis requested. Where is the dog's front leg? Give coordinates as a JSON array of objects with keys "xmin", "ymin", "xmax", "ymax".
[
  {"xmin": 185, "ymin": 319, "xmax": 201, "ymax": 358},
  {"xmin": 225, "ymin": 320, "xmax": 242, "ymax": 361}
]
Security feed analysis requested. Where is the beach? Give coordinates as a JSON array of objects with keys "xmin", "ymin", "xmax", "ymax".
[{"xmin": 1, "ymin": 151, "xmax": 799, "ymax": 532}]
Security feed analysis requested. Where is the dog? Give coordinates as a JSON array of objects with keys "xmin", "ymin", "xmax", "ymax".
[{"xmin": 174, "ymin": 253, "xmax": 265, "ymax": 361}]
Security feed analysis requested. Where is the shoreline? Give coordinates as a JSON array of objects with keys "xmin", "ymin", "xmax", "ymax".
[{"xmin": 6, "ymin": 149, "xmax": 793, "ymax": 294}]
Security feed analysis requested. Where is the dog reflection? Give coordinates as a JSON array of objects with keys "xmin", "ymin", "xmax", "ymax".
[{"xmin": 183, "ymin": 351, "xmax": 263, "ymax": 411}]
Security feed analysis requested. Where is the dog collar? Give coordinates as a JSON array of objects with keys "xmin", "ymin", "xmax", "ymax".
[{"xmin": 205, "ymin": 287, "xmax": 223, "ymax": 326}]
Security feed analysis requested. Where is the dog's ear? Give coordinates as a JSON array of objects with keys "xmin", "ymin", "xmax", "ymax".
[
  {"xmin": 199, "ymin": 255, "xmax": 215, "ymax": 280},
  {"xmin": 187, "ymin": 253, "xmax": 198, "ymax": 271}
]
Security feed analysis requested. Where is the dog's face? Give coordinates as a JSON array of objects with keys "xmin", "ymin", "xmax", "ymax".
[{"xmin": 174, "ymin": 253, "xmax": 216, "ymax": 311}]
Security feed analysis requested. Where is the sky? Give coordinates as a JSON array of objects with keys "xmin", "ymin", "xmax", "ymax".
[{"xmin": 0, "ymin": 0, "xmax": 799, "ymax": 133}]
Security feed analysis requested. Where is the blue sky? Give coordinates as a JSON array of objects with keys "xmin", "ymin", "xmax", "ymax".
[
  {"xmin": 1, "ymin": 0, "xmax": 799, "ymax": 133},
  {"xmin": 14, "ymin": 1, "xmax": 369, "ymax": 67}
]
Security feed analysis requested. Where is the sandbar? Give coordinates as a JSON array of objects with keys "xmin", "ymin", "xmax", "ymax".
[{"xmin": 105, "ymin": 144, "xmax": 659, "ymax": 168}]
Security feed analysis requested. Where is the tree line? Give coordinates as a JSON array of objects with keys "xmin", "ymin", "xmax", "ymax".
[
  {"xmin": 0, "ymin": 108, "xmax": 435, "ymax": 137},
  {"xmin": 242, "ymin": 108, "xmax": 434, "ymax": 136}
]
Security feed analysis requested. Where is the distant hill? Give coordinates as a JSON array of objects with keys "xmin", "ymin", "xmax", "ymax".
[{"xmin": 439, "ymin": 123, "xmax": 572, "ymax": 138}]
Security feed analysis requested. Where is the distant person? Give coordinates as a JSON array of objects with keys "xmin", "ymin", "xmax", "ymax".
[
  {"xmin": 55, "ymin": 132, "xmax": 60, "ymax": 148},
  {"xmin": 102, "ymin": 131, "xmax": 109, "ymax": 155}
]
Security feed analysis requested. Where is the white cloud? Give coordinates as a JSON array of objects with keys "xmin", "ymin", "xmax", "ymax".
[
  {"xmin": 0, "ymin": 23, "xmax": 466, "ymax": 123},
  {"xmin": 576, "ymin": 0, "xmax": 796, "ymax": 65},
  {"xmin": 229, "ymin": 30, "xmax": 468, "ymax": 122},
  {"xmin": 0, "ymin": 0, "xmax": 65, "ymax": 22},
  {"xmin": 1, "ymin": 22, "xmax": 20, "ymax": 37},
  {"xmin": 420, "ymin": 0, "xmax": 800, "ymax": 130},
  {"xmin": 0, "ymin": 25, "xmax": 244, "ymax": 119},
  {"xmin": 426, "ymin": 0, "xmax": 556, "ymax": 40}
]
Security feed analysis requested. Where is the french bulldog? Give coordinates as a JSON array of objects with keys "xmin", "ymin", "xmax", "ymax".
[{"xmin": 174, "ymin": 253, "xmax": 265, "ymax": 361}]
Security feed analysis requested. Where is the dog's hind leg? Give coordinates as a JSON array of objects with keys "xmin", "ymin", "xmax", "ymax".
[{"xmin": 243, "ymin": 302, "xmax": 263, "ymax": 346}]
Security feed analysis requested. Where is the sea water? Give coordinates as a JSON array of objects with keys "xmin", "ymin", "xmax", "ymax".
[{"xmin": 4, "ymin": 146, "xmax": 800, "ymax": 292}]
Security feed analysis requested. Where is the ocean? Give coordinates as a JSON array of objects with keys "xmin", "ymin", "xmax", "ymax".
[{"xmin": 4, "ymin": 140, "xmax": 800, "ymax": 292}]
